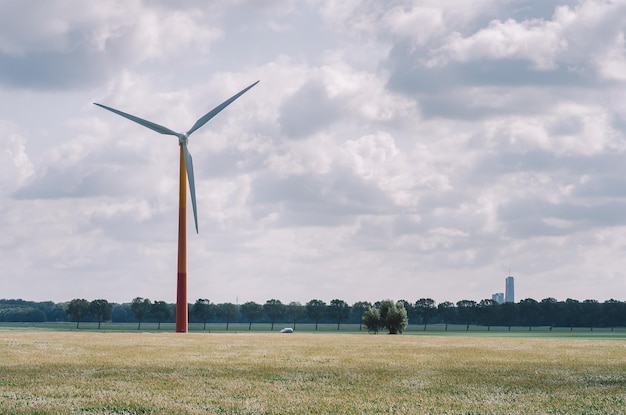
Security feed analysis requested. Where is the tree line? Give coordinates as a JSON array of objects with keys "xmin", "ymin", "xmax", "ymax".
[{"xmin": 1, "ymin": 297, "xmax": 625, "ymax": 332}]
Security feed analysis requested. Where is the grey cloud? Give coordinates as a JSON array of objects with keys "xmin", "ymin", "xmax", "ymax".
[
  {"xmin": 0, "ymin": 2, "xmax": 217, "ymax": 90},
  {"xmin": 0, "ymin": 50, "xmax": 112, "ymax": 90},
  {"xmin": 13, "ymin": 164, "xmax": 134, "ymax": 199},
  {"xmin": 509, "ymin": 0, "xmax": 580, "ymax": 20},
  {"xmin": 499, "ymin": 197, "xmax": 626, "ymax": 238},
  {"xmin": 250, "ymin": 170, "xmax": 397, "ymax": 227},
  {"xmin": 574, "ymin": 176, "xmax": 626, "ymax": 199},
  {"xmin": 386, "ymin": 55, "xmax": 596, "ymax": 119},
  {"xmin": 611, "ymin": 114, "xmax": 626, "ymax": 135},
  {"xmin": 385, "ymin": 50, "xmax": 600, "ymax": 121},
  {"xmin": 278, "ymin": 80, "xmax": 342, "ymax": 139},
  {"xmin": 195, "ymin": 147, "xmax": 266, "ymax": 179},
  {"xmin": 470, "ymin": 150, "xmax": 573, "ymax": 179},
  {"xmin": 547, "ymin": 116, "xmax": 584, "ymax": 137},
  {"xmin": 469, "ymin": 151, "xmax": 626, "ymax": 186}
]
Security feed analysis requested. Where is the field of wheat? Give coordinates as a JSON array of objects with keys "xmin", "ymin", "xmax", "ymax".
[{"xmin": 0, "ymin": 331, "xmax": 624, "ymax": 414}]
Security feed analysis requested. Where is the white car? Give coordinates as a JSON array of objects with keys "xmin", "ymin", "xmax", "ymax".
[{"xmin": 280, "ymin": 327, "xmax": 294, "ymax": 333}]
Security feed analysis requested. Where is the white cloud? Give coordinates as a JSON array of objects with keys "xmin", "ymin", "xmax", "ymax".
[
  {"xmin": 0, "ymin": 1, "xmax": 221, "ymax": 89},
  {"xmin": 425, "ymin": 1, "xmax": 626, "ymax": 80},
  {"xmin": 2, "ymin": 1, "xmax": 626, "ymax": 305},
  {"xmin": 431, "ymin": 18, "xmax": 567, "ymax": 69},
  {"xmin": 0, "ymin": 123, "xmax": 34, "ymax": 192}
]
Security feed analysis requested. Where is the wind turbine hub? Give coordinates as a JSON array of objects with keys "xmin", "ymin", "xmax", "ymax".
[{"xmin": 178, "ymin": 133, "xmax": 189, "ymax": 145}]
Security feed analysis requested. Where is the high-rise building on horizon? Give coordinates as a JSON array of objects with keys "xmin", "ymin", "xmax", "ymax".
[
  {"xmin": 492, "ymin": 292, "xmax": 504, "ymax": 304},
  {"xmin": 505, "ymin": 276, "xmax": 514, "ymax": 303}
]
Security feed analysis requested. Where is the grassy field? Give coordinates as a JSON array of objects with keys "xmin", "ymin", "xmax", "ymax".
[
  {"xmin": 0, "ymin": 331, "xmax": 625, "ymax": 414},
  {"xmin": 3, "ymin": 321, "xmax": 626, "ymax": 336}
]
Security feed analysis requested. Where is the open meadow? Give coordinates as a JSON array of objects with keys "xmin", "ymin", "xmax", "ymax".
[{"xmin": 0, "ymin": 331, "xmax": 625, "ymax": 414}]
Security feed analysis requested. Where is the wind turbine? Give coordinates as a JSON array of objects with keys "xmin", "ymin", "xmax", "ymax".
[{"xmin": 95, "ymin": 80, "xmax": 259, "ymax": 332}]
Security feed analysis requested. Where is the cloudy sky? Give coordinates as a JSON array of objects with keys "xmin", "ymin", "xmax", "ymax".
[{"xmin": 2, "ymin": 0, "xmax": 626, "ymax": 306}]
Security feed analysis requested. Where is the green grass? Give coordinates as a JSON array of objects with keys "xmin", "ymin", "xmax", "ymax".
[
  {"xmin": 0, "ymin": 331, "xmax": 625, "ymax": 414},
  {"xmin": 2, "ymin": 321, "xmax": 626, "ymax": 338}
]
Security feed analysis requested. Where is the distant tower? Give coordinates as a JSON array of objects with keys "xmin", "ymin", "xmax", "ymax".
[
  {"xmin": 505, "ymin": 276, "xmax": 515, "ymax": 303},
  {"xmin": 492, "ymin": 292, "xmax": 504, "ymax": 304}
]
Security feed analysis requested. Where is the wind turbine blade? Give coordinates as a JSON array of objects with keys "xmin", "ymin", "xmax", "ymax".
[
  {"xmin": 94, "ymin": 103, "xmax": 179, "ymax": 136},
  {"xmin": 182, "ymin": 142, "xmax": 199, "ymax": 233},
  {"xmin": 186, "ymin": 80, "xmax": 260, "ymax": 136}
]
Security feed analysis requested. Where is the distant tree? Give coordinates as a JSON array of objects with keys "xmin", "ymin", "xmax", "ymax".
[
  {"xmin": 518, "ymin": 298, "xmax": 540, "ymax": 331},
  {"xmin": 39, "ymin": 301, "xmax": 66, "ymax": 322},
  {"xmin": 539, "ymin": 298, "xmax": 559, "ymax": 329},
  {"xmin": 362, "ymin": 307, "xmax": 381, "ymax": 333},
  {"xmin": 192, "ymin": 299, "xmax": 214, "ymax": 330},
  {"xmin": 240, "ymin": 301, "xmax": 263, "ymax": 330},
  {"xmin": 603, "ymin": 299, "xmax": 625, "ymax": 331},
  {"xmin": 414, "ymin": 298, "xmax": 437, "ymax": 331},
  {"xmin": 67, "ymin": 299, "xmax": 90, "ymax": 329},
  {"xmin": 397, "ymin": 299, "xmax": 413, "ymax": 321},
  {"xmin": 328, "ymin": 299, "xmax": 350, "ymax": 330},
  {"xmin": 499, "ymin": 301, "xmax": 518, "ymax": 331},
  {"xmin": 217, "ymin": 303, "xmax": 238, "ymax": 330},
  {"xmin": 130, "ymin": 297, "xmax": 152, "ymax": 330},
  {"xmin": 112, "ymin": 303, "xmax": 133, "ymax": 323},
  {"xmin": 581, "ymin": 299, "xmax": 601, "ymax": 331},
  {"xmin": 306, "ymin": 299, "xmax": 327, "ymax": 331},
  {"xmin": 563, "ymin": 299, "xmax": 581, "ymax": 331},
  {"xmin": 89, "ymin": 299, "xmax": 112, "ymax": 329},
  {"xmin": 351, "ymin": 301, "xmax": 372, "ymax": 331},
  {"xmin": 456, "ymin": 300, "xmax": 477, "ymax": 331},
  {"xmin": 378, "ymin": 299, "xmax": 408, "ymax": 334},
  {"xmin": 0, "ymin": 306, "xmax": 46, "ymax": 322},
  {"xmin": 477, "ymin": 299, "xmax": 498, "ymax": 331},
  {"xmin": 151, "ymin": 301, "xmax": 171, "ymax": 330},
  {"xmin": 263, "ymin": 299, "xmax": 285, "ymax": 330},
  {"xmin": 437, "ymin": 301, "xmax": 455, "ymax": 331},
  {"xmin": 285, "ymin": 302, "xmax": 306, "ymax": 330}
]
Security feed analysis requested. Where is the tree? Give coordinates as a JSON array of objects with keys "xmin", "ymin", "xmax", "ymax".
[
  {"xmin": 351, "ymin": 301, "xmax": 372, "ymax": 331},
  {"xmin": 397, "ymin": 299, "xmax": 413, "ymax": 323},
  {"xmin": 263, "ymin": 299, "xmax": 285, "ymax": 330},
  {"xmin": 217, "ymin": 303, "xmax": 238, "ymax": 330},
  {"xmin": 111, "ymin": 303, "xmax": 133, "ymax": 323},
  {"xmin": 414, "ymin": 298, "xmax": 437, "ymax": 331},
  {"xmin": 378, "ymin": 299, "xmax": 408, "ymax": 334},
  {"xmin": 603, "ymin": 299, "xmax": 625, "ymax": 331},
  {"xmin": 477, "ymin": 299, "xmax": 498, "ymax": 331},
  {"xmin": 0, "ymin": 306, "xmax": 45, "ymax": 322},
  {"xmin": 518, "ymin": 298, "xmax": 540, "ymax": 331},
  {"xmin": 130, "ymin": 297, "xmax": 152, "ymax": 330},
  {"xmin": 285, "ymin": 302, "xmax": 306, "ymax": 330},
  {"xmin": 581, "ymin": 299, "xmax": 601, "ymax": 331},
  {"xmin": 89, "ymin": 299, "xmax": 112, "ymax": 329},
  {"xmin": 240, "ymin": 301, "xmax": 263, "ymax": 330},
  {"xmin": 437, "ymin": 301, "xmax": 455, "ymax": 331},
  {"xmin": 306, "ymin": 299, "xmax": 327, "ymax": 331},
  {"xmin": 456, "ymin": 300, "xmax": 477, "ymax": 331},
  {"xmin": 539, "ymin": 297, "xmax": 559, "ymax": 329},
  {"xmin": 362, "ymin": 307, "xmax": 381, "ymax": 333},
  {"xmin": 151, "ymin": 301, "xmax": 171, "ymax": 330},
  {"xmin": 563, "ymin": 299, "xmax": 581, "ymax": 331},
  {"xmin": 499, "ymin": 301, "xmax": 518, "ymax": 331},
  {"xmin": 67, "ymin": 299, "xmax": 90, "ymax": 329},
  {"xmin": 192, "ymin": 299, "xmax": 214, "ymax": 330},
  {"xmin": 328, "ymin": 299, "xmax": 350, "ymax": 330}
]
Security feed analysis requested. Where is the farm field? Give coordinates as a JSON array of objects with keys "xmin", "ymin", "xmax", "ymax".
[{"xmin": 0, "ymin": 331, "xmax": 625, "ymax": 414}]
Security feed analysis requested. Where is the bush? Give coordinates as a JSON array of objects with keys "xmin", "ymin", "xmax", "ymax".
[{"xmin": 362, "ymin": 300, "xmax": 408, "ymax": 334}]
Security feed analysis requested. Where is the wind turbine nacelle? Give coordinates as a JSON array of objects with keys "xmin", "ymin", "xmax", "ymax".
[{"xmin": 178, "ymin": 133, "xmax": 189, "ymax": 145}]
